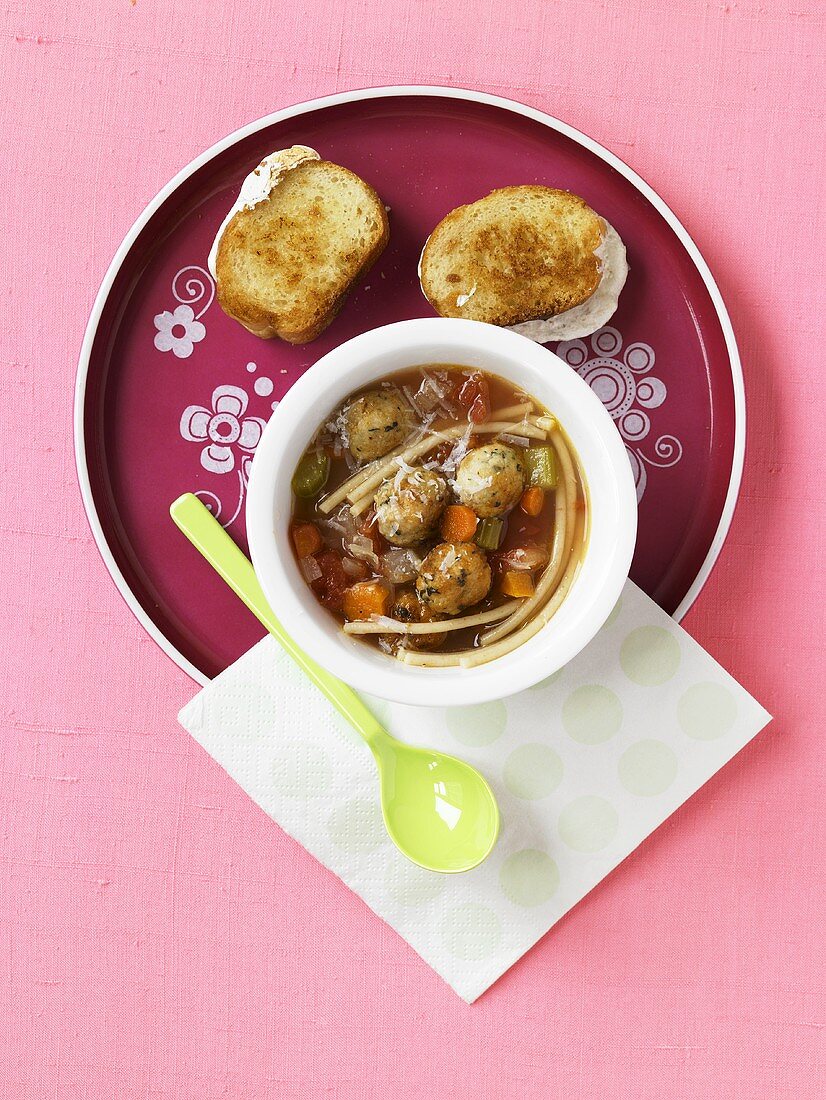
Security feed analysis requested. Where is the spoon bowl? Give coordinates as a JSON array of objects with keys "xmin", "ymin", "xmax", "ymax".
[
  {"xmin": 372, "ymin": 739, "xmax": 500, "ymax": 873},
  {"xmin": 170, "ymin": 493, "xmax": 500, "ymax": 873}
]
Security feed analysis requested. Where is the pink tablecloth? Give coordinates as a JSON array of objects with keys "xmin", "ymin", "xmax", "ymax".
[{"xmin": 1, "ymin": 1, "xmax": 823, "ymax": 1096}]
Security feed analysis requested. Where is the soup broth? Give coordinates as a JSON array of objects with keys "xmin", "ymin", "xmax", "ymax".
[{"xmin": 289, "ymin": 365, "xmax": 588, "ymax": 668}]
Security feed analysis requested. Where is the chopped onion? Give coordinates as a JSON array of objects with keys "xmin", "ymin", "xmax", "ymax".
[
  {"xmin": 422, "ymin": 367, "xmax": 447, "ymax": 395},
  {"xmin": 402, "ymin": 385, "xmax": 424, "ymax": 417},
  {"xmin": 499, "ymin": 546, "xmax": 550, "ymax": 571},
  {"xmin": 436, "ymin": 396, "xmax": 459, "ymax": 419},
  {"xmin": 300, "ymin": 556, "xmax": 322, "ymax": 583},
  {"xmin": 323, "ymin": 505, "xmax": 357, "ymax": 540},
  {"xmin": 415, "ymin": 386, "xmax": 441, "ymax": 414},
  {"xmin": 418, "ymin": 369, "xmax": 446, "ymax": 403},
  {"xmin": 381, "ymin": 548, "xmax": 422, "ymax": 583},
  {"xmin": 416, "ymin": 369, "xmax": 459, "ymax": 419},
  {"xmin": 341, "ymin": 556, "xmax": 365, "ymax": 577},
  {"xmin": 347, "ymin": 534, "xmax": 380, "ymax": 567}
]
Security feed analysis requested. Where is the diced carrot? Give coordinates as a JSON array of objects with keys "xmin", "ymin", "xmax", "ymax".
[
  {"xmin": 500, "ymin": 571, "xmax": 536, "ymax": 597},
  {"xmin": 519, "ymin": 486, "xmax": 545, "ymax": 517},
  {"xmin": 440, "ymin": 504, "xmax": 478, "ymax": 542},
  {"xmin": 343, "ymin": 580, "xmax": 391, "ymax": 622},
  {"xmin": 291, "ymin": 521, "xmax": 323, "ymax": 559}
]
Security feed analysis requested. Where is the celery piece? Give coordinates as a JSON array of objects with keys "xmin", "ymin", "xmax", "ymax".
[
  {"xmin": 475, "ymin": 517, "xmax": 504, "ymax": 551},
  {"xmin": 524, "ymin": 445, "xmax": 558, "ymax": 489},
  {"xmin": 292, "ymin": 452, "xmax": 330, "ymax": 499}
]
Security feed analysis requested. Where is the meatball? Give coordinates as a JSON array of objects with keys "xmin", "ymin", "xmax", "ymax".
[
  {"xmin": 416, "ymin": 542, "xmax": 492, "ymax": 616},
  {"xmin": 383, "ymin": 590, "xmax": 447, "ymax": 652},
  {"xmin": 345, "ymin": 388, "xmax": 411, "ymax": 462},
  {"xmin": 374, "ymin": 468, "xmax": 448, "ymax": 546},
  {"xmin": 454, "ymin": 443, "xmax": 524, "ymax": 518}
]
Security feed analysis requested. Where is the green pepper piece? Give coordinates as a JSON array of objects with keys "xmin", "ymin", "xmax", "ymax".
[
  {"xmin": 524, "ymin": 445, "xmax": 558, "ymax": 489},
  {"xmin": 475, "ymin": 517, "xmax": 504, "ymax": 551},
  {"xmin": 291, "ymin": 451, "xmax": 330, "ymax": 499}
]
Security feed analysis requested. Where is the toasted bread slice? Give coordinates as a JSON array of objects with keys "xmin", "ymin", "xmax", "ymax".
[
  {"xmin": 420, "ymin": 186, "xmax": 606, "ymax": 328},
  {"xmin": 510, "ymin": 219, "xmax": 628, "ymax": 343},
  {"xmin": 214, "ymin": 156, "xmax": 389, "ymax": 343}
]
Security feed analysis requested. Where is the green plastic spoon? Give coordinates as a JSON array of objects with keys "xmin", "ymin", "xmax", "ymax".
[{"xmin": 170, "ymin": 493, "xmax": 500, "ymax": 873}]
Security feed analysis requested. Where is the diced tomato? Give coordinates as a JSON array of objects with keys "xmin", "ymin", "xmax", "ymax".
[
  {"xmin": 508, "ymin": 515, "xmax": 542, "ymax": 543},
  {"xmin": 431, "ymin": 435, "xmax": 482, "ymax": 467},
  {"xmin": 314, "ymin": 550, "xmax": 349, "ymax": 611},
  {"xmin": 456, "ymin": 373, "xmax": 491, "ymax": 424},
  {"xmin": 488, "ymin": 551, "xmax": 510, "ymax": 579},
  {"xmin": 431, "ymin": 440, "xmax": 454, "ymax": 465},
  {"xmin": 342, "ymin": 558, "xmax": 370, "ymax": 582},
  {"xmin": 469, "ymin": 393, "xmax": 490, "ymax": 424},
  {"xmin": 357, "ymin": 509, "xmax": 388, "ymax": 555}
]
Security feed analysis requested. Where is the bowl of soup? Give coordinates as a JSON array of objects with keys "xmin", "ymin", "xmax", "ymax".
[{"xmin": 246, "ymin": 318, "xmax": 637, "ymax": 706}]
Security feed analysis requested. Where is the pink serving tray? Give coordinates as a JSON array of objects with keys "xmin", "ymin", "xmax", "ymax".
[{"xmin": 75, "ymin": 87, "xmax": 744, "ymax": 685}]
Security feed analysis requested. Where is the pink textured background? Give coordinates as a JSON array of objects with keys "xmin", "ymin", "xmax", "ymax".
[{"xmin": 1, "ymin": 1, "xmax": 823, "ymax": 1096}]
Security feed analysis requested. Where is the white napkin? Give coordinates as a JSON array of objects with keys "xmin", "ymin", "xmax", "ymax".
[{"xmin": 178, "ymin": 580, "xmax": 770, "ymax": 1002}]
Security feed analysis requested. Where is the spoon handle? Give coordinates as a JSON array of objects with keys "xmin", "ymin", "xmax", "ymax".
[{"xmin": 170, "ymin": 493, "xmax": 386, "ymax": 746}]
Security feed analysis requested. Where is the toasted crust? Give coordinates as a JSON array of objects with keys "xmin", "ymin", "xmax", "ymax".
[
  {"xmin": 215, "ymin": 160, "xmax": 389, "ymax": 343},
  {"xmin": 420, "ymin": 186, "xmax": 605, "ymax": 327}
]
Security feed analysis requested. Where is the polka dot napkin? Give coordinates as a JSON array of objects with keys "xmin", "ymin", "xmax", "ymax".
[{"xmin": 178, "ymin": 581, "xmax": 770, "ymax": 1003}]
